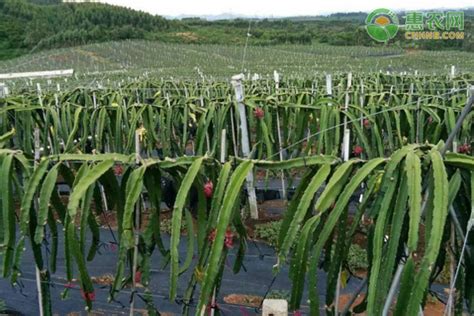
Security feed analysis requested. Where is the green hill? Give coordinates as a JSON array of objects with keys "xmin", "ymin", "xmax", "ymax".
[{"xmin": 0, "ymin": 0, "xmax": 177, "ymax": 60}]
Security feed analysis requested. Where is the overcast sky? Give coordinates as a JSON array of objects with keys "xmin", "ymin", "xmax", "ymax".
[{"xmin": 100, "ymin": 0, "xmax": 473, "ymax": 17}]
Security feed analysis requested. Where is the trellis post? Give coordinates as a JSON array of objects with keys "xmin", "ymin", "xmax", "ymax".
[
  {"xmin": 92, "ymin": 92, "xmax": 97, "ymax": 110},
  {"xmin": 34, "ymin": 128, "xmax": 46, "ymax": 316},
  {"xmin": 0, "ymin": 83, "xmax": 8, "ymax": 97},
  {"xmin": 326, "ymin": 74, "xmax": 332, "ymax": 98},
  {"xmin": 220, "ymin": 129, "xmax": 226, "ymax": 163},
  {"xmin": 274, "ymin": 71, "xmax": 287, "ymax": 200},
  {"xmin": 130, "ymin": 128, "xmax": 143, "ymax": 316},
  {"xmin": 335, "ymin": 72, "xmax": 352, "ymax": 314},
  {"xmin": 231, "ymin": 74, "xmax": 258, "ymax": 219},
  {"xmin": 341, "ymin": 72, "xmax": 352, "ymax": 161},
  {"xmin": 37, "ymin": 83, "xmax": 43, "ymax": 107}
]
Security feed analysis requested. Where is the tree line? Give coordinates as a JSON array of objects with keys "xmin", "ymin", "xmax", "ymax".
[{"xmin": 0, "ymin": 0, "xmax": 472, "ymax": 61}]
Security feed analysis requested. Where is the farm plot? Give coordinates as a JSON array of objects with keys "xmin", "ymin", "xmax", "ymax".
[{"xmin": 0, "ymin": 73, "xmax": 473, "ymax": 315}]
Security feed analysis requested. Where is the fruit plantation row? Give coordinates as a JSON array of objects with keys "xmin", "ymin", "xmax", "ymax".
[{"xmin": 0, "ymin": 72, "xmax": 473, "ymax": 315}]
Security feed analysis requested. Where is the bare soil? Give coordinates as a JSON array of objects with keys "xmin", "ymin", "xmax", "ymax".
[{"xmin": 223, "ymin": 293, "xmax": 263, "ymax": 308}]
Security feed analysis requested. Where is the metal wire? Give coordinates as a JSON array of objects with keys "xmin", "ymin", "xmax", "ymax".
[
  {"xmin": 15, "ymin": 274, "xmax": 277, "ymax": 313},
  {"xmin": 269, "ymin": 86, "xmax": 469, "ymax": 159},
  {"xmin": 241, "ymin": 21, "xmax": 252, "ymax": 72},
  {"xmin": 443, "ymin": 228, "xmax": 471, "ymax": 315}
]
